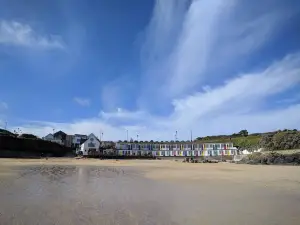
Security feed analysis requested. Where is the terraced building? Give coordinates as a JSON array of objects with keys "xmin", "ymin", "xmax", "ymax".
[{"xmin": 115, "ymin": 141, "xmax": 237, "ymax": 157}]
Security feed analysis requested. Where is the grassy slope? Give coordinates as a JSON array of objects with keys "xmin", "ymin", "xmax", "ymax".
[{"xmin": 196, "ymin": 135, "xmax": 261, "ymax": 147}]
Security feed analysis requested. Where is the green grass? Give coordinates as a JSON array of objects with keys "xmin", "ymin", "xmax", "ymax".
[{"xmin": 196, "ymin": 135, "xmax": 261, "ymax": 147}]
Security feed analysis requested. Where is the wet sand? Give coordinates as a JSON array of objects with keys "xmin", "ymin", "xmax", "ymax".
[{"xmin": 0, "ymin": 158, "xmax": 300, "ymax": 225}]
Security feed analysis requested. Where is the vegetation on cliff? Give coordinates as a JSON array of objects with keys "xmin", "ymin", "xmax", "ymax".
[{"xmin": 196, "ymin": 129, "xmax": 300, "ymax": 151}]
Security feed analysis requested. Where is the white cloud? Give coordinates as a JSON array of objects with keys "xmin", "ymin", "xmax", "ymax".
[
  {"xmin": 100, "ymin": 108, "xmax": 146, "ymax": 121},
  {"xmin": 0, "ymin": 20, "xmax": 64, "ymax": 49},
  {"xmin": 140, "ymin": 0, "xmax": 298, "ymax": 100},
  {"xmin": 73, "ymin": 97, "xmax": 90, "ymax": 107}
]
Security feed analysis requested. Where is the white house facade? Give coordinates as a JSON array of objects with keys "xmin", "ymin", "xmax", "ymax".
[{"xmin": 80, "ymin": 133, "xmax": 100, "ymax": 156}]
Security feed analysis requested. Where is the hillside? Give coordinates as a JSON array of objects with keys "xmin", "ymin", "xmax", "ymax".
[{"xmin": 196, "ymin": 129, "xmax": 300, "ymax": 151}]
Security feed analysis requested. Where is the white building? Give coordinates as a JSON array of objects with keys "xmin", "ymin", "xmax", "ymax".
[{"xmin": 80, "ymin": 133, "xmax": 101, "ymax": 156}]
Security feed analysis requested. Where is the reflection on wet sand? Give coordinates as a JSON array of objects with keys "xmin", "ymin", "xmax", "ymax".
[
  {"xmin": 0, "ymin": 166, "xmax": 179, "ymax": 225},
  {"xmin": 0, "ymin": 160, "xmax": 300, "ymax": 225}
]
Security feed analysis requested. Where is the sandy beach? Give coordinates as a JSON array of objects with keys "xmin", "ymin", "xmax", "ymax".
[{"xmin": 1, "ymin": 158, "xmax": 300, "ymax": 225}]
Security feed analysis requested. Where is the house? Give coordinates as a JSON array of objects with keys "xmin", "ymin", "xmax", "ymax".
[
  {"xmin": 42, "ymin": 133, "xmax": 63, "ymax": 145},
  {"xmin": 72, "ymin": 134, "xmax": 88, "ymax": 148},
  {"xmin": 80, "ymin": 133, "xmax": 101, "ymax": 156},
  {"xmin": 65, "ymin": 135, "xmax": 74, "ymax": 148},
  {"xmin": 43, "ymin": 133, "xmax": 54, "ymax": 141},
  {"xmin": 53, "ymin": 131, "xmax": 67, "ymax": 145}
]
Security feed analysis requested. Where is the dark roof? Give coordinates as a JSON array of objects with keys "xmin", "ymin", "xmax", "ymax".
[
  {"xmin": 53, "ymin": 131, "xmax": 67, "ymax": 138},
  {"xmin": 74, "ymin": 134, "xmax": 87, "ymax": 137}
]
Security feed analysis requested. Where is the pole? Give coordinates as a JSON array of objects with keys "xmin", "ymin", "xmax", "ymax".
[
  {"xmin": 190, "ymin": 130, "xmax": 193, "ymax": 142},
  {"xmin": 4, "ymin": 121, "xmax": 7, "ymax": 130},
  {"xmin": 175, "ymin": 131, "xmax": 178, "ymax": 141},
  {"xmin": 126, "ymin": 130, "xmax": 128, "ymax": 142}
]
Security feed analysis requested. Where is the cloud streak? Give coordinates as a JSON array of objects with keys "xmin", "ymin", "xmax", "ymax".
[
  {"xmin": 0, "ymin": 20, "xmax": 64, "ymax": 49},
  {"xmin": 73, "ymin": 97, "xmax": 90, "ymax": 107}
]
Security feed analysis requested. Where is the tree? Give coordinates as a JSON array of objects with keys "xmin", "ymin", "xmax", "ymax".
[{"xmin": 238, "ymin": 130, "xmax": 249, "ymax": 137}]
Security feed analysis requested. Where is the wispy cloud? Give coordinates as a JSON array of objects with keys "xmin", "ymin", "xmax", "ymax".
[
  {"xmin": 0, "ymin": 101, "xmax": 8, "ymax": 111},
  {"xmin": 140, "ymin": 0, "xmax": 298, "ymax": 101},
  {"xmin": 0, "ymin": 20, "xmax": 64, "ymax": 49},
  {"xmin": 73, "ymin": 97, "xmax": 90, "ymax": 107}
]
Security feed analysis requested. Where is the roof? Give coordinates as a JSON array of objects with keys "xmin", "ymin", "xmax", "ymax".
[
  {"xmin": 53, "ymin": 131, "xmax": 67, "ymax": 138},
  {"xmin": 80, "ymin": 133, "xmax": 101, "ymax": 145},
  {"xmin": 116, "ymin": 141, "xmax": 233, "ymax": 145},
  {"xmin": 74, "ymin": 134, "xmax": 87, "ymax": 137}
]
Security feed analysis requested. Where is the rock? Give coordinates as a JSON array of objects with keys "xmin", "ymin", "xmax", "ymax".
[
  {"xmin": 284, "ymin": 156, "xmax": 295, "ymax": 163},
  {"xmin": 273, "ymin": 157, "xmax": 285, "ymax": 165},
  {"xmin": 267, "ymin": 157, "xmax": 275, "ymax": 164}
]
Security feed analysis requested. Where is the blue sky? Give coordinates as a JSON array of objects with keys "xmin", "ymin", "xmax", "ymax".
[{"xmin": 0, "ymin": 0, "xmax": 300, "ymax": 140}]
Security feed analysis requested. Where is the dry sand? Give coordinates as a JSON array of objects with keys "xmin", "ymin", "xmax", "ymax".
[{"xmin": 1, "ymin": 158, "xmax": 300, "ymax": 225}]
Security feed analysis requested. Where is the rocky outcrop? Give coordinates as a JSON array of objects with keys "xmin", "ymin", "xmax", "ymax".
[{"xmin": 237, "ymin": 152, "xmax": 300, "ymax": 165}]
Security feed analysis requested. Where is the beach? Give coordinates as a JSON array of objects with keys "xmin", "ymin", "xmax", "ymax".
[{"xmin": 1, "ymin": 158, "xmax": 300, "ymax": 225}]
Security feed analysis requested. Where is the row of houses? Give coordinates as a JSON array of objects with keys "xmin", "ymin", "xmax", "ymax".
[
  {"xmin": 115, "ymin": 142, "xmax": 234, "ymax": 150},
  {"xmin": 115, "ymin": 142, "xmax": 237, "ymax": 157}
]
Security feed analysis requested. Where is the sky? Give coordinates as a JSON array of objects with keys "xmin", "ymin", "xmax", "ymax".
[{"xmin": 0, "ymin": 0, "xmax": 300, "ymax": 141}]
